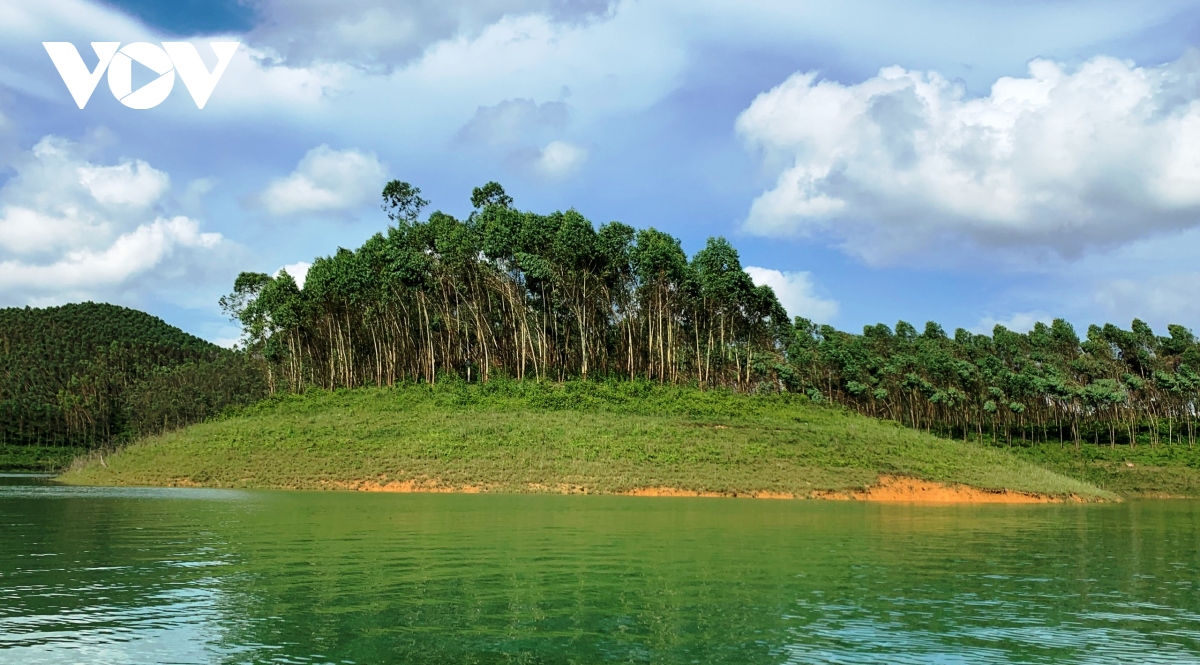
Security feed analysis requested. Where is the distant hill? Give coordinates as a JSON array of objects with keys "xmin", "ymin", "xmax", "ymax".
[
  {"xmin": 0, "ymin": 302, "xmax": 264, "ymax": 452},
  {"xmin": 0, "ymin": 301, "xmax": 217, "ymax": 358}
]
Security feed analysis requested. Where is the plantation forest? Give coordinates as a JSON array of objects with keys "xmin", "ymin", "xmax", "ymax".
[
  {"xmin": 221, "ymin": 181, "xmax": 1200, "ymax": 449},
  {"xmin": 5, "ymin": 181, "xmax": 1200, "ymax": 452},
  {"xmin": 0, "ymin": 303, "xmax": 266, "ymax": 448}
]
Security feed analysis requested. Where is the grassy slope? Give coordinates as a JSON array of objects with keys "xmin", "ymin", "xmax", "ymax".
[
  {"xmin": 1011, "ymin": 441, "xmax": 1200, "ymax": 498},
  {"xmin": 59, "ymin": 381, "xmax": 1111, "ymax": 499}
]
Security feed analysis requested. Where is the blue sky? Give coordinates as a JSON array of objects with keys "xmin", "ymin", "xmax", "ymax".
[{"xmin": 3, "ymin": 0, "xmax": 1200, "ymax": 344}]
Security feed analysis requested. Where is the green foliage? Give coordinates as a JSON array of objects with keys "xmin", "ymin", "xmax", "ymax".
[
  {"xmin": 786, "ymin": 315, "xmax": 1200, "ymax": 452},
  {"xmin": 224, "ymin": 182, "xmax": 792, "ymax": 390},
  {"xmin": 0, "ymin": 302, "xmax": 267, "ymax": 456},
  {"xmin": 0, "ymin": 444, "xmax": 83, "ymax": 472},
  {"xmin": 122, "ymin": 354, "xmax": 270, "ymax": 438},
  {"xmin": 381, "ymin": 180, "xmax": 429, "ymax": 224},
  {"xmin": 1013, "ymin": 441, "xmax": 1200, "ymax": 498},
  {"xmin": 215, "ymin": 182, "xmax": 1200, "ymax": 456},
  {"xmin": 470, "ymin": 181, "xmax": 513, "ymax": 210}
]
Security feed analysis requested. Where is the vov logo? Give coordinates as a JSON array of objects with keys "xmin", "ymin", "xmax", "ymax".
[{"xmin": 43, "ymin": 42, "xmax": 239, "ymax": 110}]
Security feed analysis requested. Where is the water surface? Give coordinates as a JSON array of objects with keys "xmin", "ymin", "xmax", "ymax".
[{"xmin": 2, "ymin": 476, "xmax": 1198, "ymax": 664}]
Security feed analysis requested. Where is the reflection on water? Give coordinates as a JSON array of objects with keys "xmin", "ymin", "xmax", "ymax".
[{"xmin": 1, "ymin": 477, "xmax": 1199, "ymax": 664}]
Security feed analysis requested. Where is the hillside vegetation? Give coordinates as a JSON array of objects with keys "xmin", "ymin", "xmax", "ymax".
[
  {"xmin": 60, "ymin": 381, "xmax": 1113, "ymax": 500},
  {"xmin": 0, "ymin": 302, "xmax": 267, "ymax": 461},
  {"xmin": 1012, "ymin": 441, "xmax": 1200, "ymax": 498},
  {"xmin": 223, "ymin": 181, "xmax": 1200, "ymax": 455},
  {"xmin": 19, "ymin": 182, "xmax": 1200, "ymax": 488}
]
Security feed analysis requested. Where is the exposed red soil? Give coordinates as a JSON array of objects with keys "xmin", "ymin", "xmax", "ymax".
[
  {"xmin": 320, "ymin": 478, "xmax": 486, "ymax": 493},
  {"xmin": 812, "ymin": 475, "xmax": 1073, "ymax": 503},
  {"xmin": 620, "ymin": 487, "xmax": 795, "ymax": 499},
  {"xmin": 165, "ymin": 474, "xmax": 1072, "ymax": 503}
]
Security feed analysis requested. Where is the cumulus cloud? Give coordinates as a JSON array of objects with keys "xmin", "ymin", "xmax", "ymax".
[
  {"xmin": 0, "ymin": 135, "xmax": 225, "ymax": 303},
  {"xmin": 738, "ymin": 52, "xmax": 1200, "ymax": 264},
  {"xmin": 0, "ymin": 137, "xmax": 171, "ymax": 256},
  {"xmin": 260, "ymin": 145, "xmax": 385, "ymax": 216},
  {"xmin": 245, "ymin": 0, "xmax": 616, "ymax": 69},
  {"xmin": 276, "ymin": 261, "xmax": 312, "ymax": 289},
  {"xmin": 0, "ymin": 217, "xmax": 220, "ymax": 291},
  {"xmin": 77, "ymin": 160, "xmax": 170, "ymax": 207},
  {"xmin": 744, "ymin": 266, "xmax": 839, "ymax": 322}
]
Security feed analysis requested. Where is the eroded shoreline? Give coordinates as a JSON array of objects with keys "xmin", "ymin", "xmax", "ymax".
[{"xmin": 274, "ymin": 474, "xmax": 1088, "ymax": 503}]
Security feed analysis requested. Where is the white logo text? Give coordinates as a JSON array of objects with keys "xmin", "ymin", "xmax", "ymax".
[{"xmin": 43, "ymin": 41, "xmax": 239, "ymax": 110}]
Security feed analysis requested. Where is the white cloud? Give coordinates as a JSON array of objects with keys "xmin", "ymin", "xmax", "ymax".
[
  {"xmin": 744, "ymin": 266, "xmax": 839, "ymax": 322},
  {"xmin": 973, "ymin": 311, "xmax": 1053, "ymax": 334},
  {"xmin": 276, "ymin": 261, "xmax": 312, "ymax": 289},
  {"xmin": 0, "ymin": 2, "xmax": 683, "ymax": 151},
  {"xmin": 0, "ymin": 136, "xmax": 168, "ymax": 256},
  {"xmin": 214, "ymin": 8, "xmax": 686, "ymax": 137},
  {"xmin": 0, "ymin": 135, "xmax": 226, "ymax": 304},
  {"xmin": 0, "ymin": 217, "xmax": 219, "ymax": 290},
  {"xmin": 245, "ymin": 0, "xmax": 615, "ymax": 69},
  {"xmin": 1092, "ymin": 274, "xmax": 1200, "ymax": 327},
  {"xmin": 260, "ymin": 145, "xmax": 386, "ymax": 216},
  {"xmin": 533, "ymin": 140, "xmax": 587, "ymax": 179},
  {"xmin": 77, "ymin": 159, "xmax": 170, "ymax": 208},
  {"xmin": 737, "ymin": 52, "xmax": 1200, "ymax": 264}
]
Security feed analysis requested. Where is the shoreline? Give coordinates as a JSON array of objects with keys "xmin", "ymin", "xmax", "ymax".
[{"xmin": 143, "ymin": 474, "xmax": 1092, "ymax": 504}]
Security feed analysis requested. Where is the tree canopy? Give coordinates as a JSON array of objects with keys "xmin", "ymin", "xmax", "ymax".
[
  {"xmin": 221, "ymin": 181, "xmax": 1200, "ymax": 450},
  {"xmin": 0, "ymin": 302, "xmax": 266, "ymax": 448},
  {"xmin": 222, "ymin": 182, "xmax": 791, "ymax": 393}
]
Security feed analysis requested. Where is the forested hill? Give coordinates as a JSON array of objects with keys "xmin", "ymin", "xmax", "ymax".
[
  {"xmin": 1, "ymin": 302, "xmax": 215, "ymax": 358},
  {"xmin": 1, "ymin": 302, "xmax": 266, "ymax": 449},
  {"xmin": 222, "ymin": 181, "xmax": 1200, "ymax": 451}
]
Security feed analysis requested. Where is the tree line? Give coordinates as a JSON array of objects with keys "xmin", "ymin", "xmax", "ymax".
[
  {"xmin": 790, "ymin": 317, "xmax": 1200, "ymax": 449},
  {"xmin": 223, "ymin": 181, "xmax": 1200, "ymax": 449},
  {"xmin": 223, "ymin": 181, "xmax": 790, "ymax": 393}
]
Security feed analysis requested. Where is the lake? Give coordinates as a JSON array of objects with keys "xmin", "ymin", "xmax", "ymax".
[{"xmin": 2, "ymin": 474, "xmax": 1199, "ymax": 664}]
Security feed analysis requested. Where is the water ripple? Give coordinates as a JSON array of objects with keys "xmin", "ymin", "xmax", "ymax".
[{"xmin": 1, "ymin": 482, "xmax": 1198, "ymax": 663}]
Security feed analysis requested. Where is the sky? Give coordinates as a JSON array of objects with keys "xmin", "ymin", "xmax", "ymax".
[{"xmin": 3, "ymin": 0, "xmax": 1200, "ymax": 345}]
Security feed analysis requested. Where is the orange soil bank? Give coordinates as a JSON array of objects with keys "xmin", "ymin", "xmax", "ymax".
[
  {"xmin": 620, "ymin": 487, "xmax": 795, "ymax": 499},
  {"xmin": 187, "ymin": 474, "xmax": 1076, "ymax": 503},
  {"xmin": 813, "ymin": 475, "xmax": 1074, "ymax": 504},
  {"xmin": 620, "ymin": 477, "xmax": 1071, "ymax": 503},
  {"xmin": 322, "ymin": 479, "xmax": 485, "ymax": 493}
]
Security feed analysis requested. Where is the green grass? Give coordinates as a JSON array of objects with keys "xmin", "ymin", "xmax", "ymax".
[
  {"xmin": 0, "ymin": 444, "xmax": 85, "ymax": 473},
  {"xmin": 1010, "ymin": 440, "xmax": 1200, "ymax": 498},
  {"xmin": 58, "ymin": 380, "xmax": 1112, "ymax": 499}
]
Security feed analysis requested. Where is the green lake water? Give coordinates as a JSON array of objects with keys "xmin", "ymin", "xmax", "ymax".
[{"xmin": 2, "ymin": 474, "xmax": 1199, "ymax": 664}]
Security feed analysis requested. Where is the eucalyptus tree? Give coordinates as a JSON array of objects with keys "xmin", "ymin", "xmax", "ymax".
[
  {"xmin": 219, "ymin": 180, "xmax": 1200, "ymax": 452},
  {"xmin": 225, "ymin": 181, "xmax": 794, "ymax": 392},
  {"xmin": 630, "ymin": 228, "xmax": 690, "ymax": 383}
]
